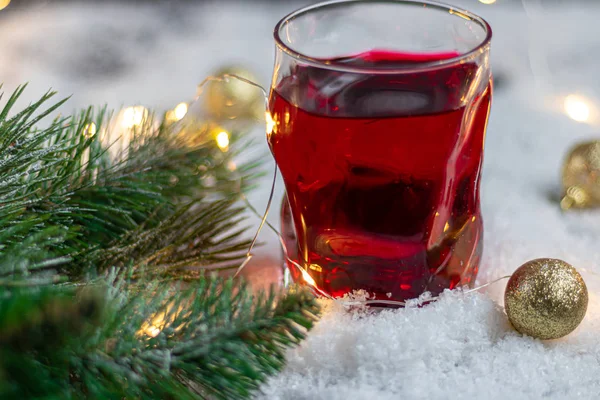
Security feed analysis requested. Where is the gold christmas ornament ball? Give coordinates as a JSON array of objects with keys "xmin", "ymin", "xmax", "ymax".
[
  {"xmin": 504, "ymin": 258, "xmax": 588, "ymax": 340},
  {"xmin": 203, "ymin": 65, "xmax": 264, "ymax": 121},
  {"xmin": 561, "ymin": 140, "xmax": 600, "ymax": 210}
]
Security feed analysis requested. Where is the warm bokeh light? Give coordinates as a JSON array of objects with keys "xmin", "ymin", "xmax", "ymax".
[
  {"xmin": 0, "ymin": 0, "xmax": 10, "ymax": 11},
  {"xmin": 83, "ymin": 122, "xmax": 97, "ymax": 138},
  {"xmin": 138, "ymin": 301, "xmax": 189, "ymax": 338},
  {"xmin": 301, "ymin": 268, "xmax": 317, "ymax": 287},
  {"xmin": 139, "ymin": 313, "xmax": 165, "ymax": 338},
  {"xmin": 478, "ymin": 0, "xmax": 496, "ymax": 4},
  {"xmin": 265, "ymin": 111, "xmax": 276, "ymax": 135},
  {"xmin": 564, "ymin": 95, "xmax": 591, "ymax": 123},
  {"xmin": 121, "ymin": 106, "xmax": 148, "ymax": 129},
  {"xmin": 173, "ymin": 102, "xmax": 188, "ymax": 121},
  {"xmin": 216, "ymin": 131, "xmax": 230, "ymax": 151},
  {"xmin": 145, "ymin": 325, "xmax": 162, "ymax": 338},
  {"xmin": 165, "ymin": 103, "xmax": 187, "ymax": 123}
]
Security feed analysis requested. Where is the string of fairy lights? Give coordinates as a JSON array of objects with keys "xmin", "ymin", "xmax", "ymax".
[
  {"xmin": 132, "ymin": 0, "xmax": 600, "ymax": 334},
  {"xmin": 5, "ymin": 0, "xmax": 591, "ymax": 340}
]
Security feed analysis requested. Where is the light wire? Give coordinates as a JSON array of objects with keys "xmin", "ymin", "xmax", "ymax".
[{"xmin": 198, "ymin": 73, "xmax": 515, "ymax": 308}]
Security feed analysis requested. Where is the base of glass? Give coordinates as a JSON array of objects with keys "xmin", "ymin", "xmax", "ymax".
[{"xmin": 280, "ymin": 197, "xmax": 482, "ymax": 305}]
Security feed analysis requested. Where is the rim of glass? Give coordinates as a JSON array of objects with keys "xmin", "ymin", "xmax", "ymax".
[{"xmin": 274, "ymin": 0, "xmax": 492, "ymax": 75}]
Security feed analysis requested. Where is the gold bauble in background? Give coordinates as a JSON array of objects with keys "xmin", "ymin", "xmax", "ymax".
[
  {"xmin": 561, "ymin": 140, "xmax": 600, "ymax": 210},
  {"xmin": 504, "ymin": 258, "xmax": 588, "ymax": 340},
  {"xmin": 203, "ymin": 65, "xmax": 264, "ymax": 121}
]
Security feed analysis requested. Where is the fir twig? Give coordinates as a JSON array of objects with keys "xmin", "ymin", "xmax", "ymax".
[
  {"xmin": 0, "ymin": 87, "xmax": 262, "ymax": 277},
  {"xmin": 0, "ymin": 275, "xmax": 319, "ymax": 399},
  {"xmin": 0, "ymin": 85, "xmax": 317, "ymax": 399}
]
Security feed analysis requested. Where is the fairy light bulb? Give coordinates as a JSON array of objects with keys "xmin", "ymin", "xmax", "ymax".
[
  {"xmin": 139, "ymin": 313, "xmax": 165, "ymax": 338},
  {"xmin": 265, "ymin": 111, "xmax": 277, "ymax": 136},
  {"xmin": 173, "ymin": 102, "xmax": 188, "ymax": 121},
  {"xmin": 121, "ymin": 106, "xmax": 148, "ymax": 129},
  {"xmin": 0, "ymin": 0, "xmax": 10, "ymax": 11},
  {"xmin": 216, "ymin": 131, "xmax": 230, "ymax": 151},
  {"xmin": 83, "ymin": 122, "xmax": 97, "ymax": 138},
  {"xmin": 144, "ymin": 325, "xmax": 162, "ymax": 338}
]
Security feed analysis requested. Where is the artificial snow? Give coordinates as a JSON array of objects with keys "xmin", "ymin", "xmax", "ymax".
[
  {"xmin": 3, "ymin": 1, "xmax": 600, "ymax": 398},
  {"xmin": 260, "ymin": 290, "xmax": 600, "ymax": 399}
]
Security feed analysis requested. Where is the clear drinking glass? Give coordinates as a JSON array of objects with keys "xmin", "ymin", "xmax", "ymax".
[{"xmin": 267, "ymin": 0, "xmax": 492, "ymax": 303}]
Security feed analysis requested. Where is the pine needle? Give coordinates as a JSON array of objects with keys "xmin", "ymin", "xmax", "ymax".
[{"xmin": 0, "ymin": 86, "xmax": 318, "ymax": 399}]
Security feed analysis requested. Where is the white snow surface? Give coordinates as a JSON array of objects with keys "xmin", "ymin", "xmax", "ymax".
[
  {"xmin": 260, "ymin": 291, "xmax": 600, "ymax": 400},
  {"xmin": 3, "ymin": 1, "xmax": 600, "ymax": 398}
]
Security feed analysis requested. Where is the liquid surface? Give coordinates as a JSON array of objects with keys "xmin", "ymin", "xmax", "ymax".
[{"xmin": 269, "ymin": 50, "xmax": 491, "ymax": 302}]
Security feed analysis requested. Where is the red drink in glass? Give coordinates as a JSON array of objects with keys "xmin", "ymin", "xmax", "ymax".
[{"xmin": 269, "ymin": 1, "xmax": 492, "ymax": 303}]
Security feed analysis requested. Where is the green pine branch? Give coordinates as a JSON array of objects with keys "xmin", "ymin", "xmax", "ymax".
[
  {"xmin": 0, "ymin": 85, "xmax": 262, "ymax": 278},
  {"xmin": 0, "ymin": 275, "xmax": 319, "ymax": 399},
  {"xmin": 0, "ymin": 85, "xmax": 319, "ymax": 399}
]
